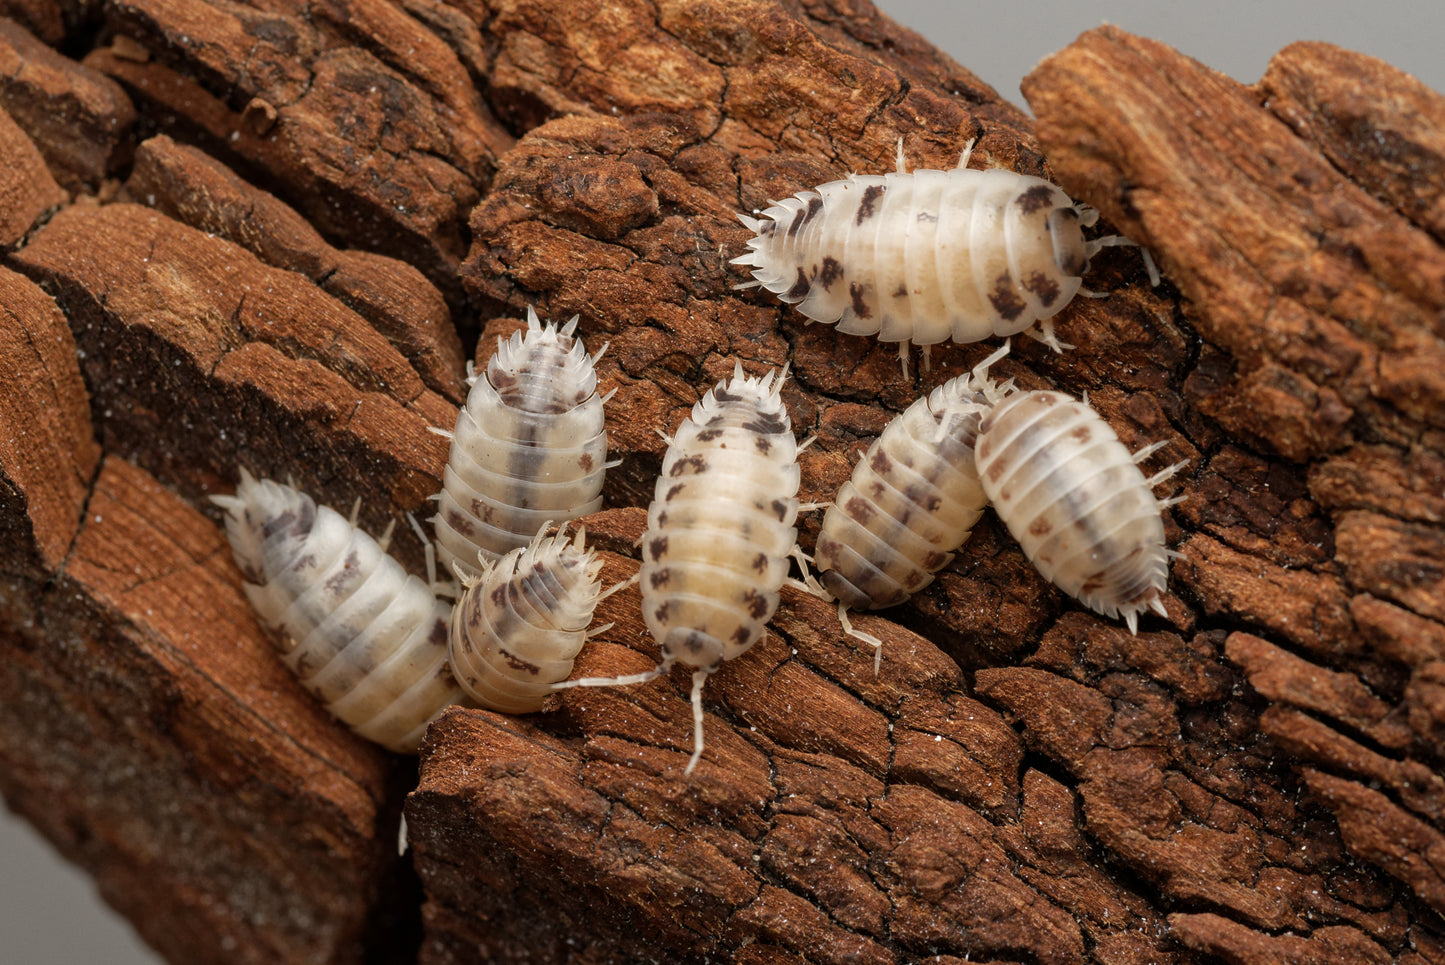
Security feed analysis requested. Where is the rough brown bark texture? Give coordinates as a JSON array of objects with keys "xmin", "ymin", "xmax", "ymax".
[{"xmin": 0, "ymin": 1, "xmax": 1439, "ymax": 962}]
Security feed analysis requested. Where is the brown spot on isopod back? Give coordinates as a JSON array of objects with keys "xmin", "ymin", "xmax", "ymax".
[
  {"xmin": 754, "ymin": 436, "xmax": 772, "ymax": 454},
  {"xmin": 785, "ymin": 268, "xmax": 811, "ymax": 300},
  {"xmin": 985, "ymin": 460, "xmax": 1007, "ymax": 483},
  {"xmin": 920, "ymin": 550, "xmax": 948, "ymax": 570},
  {"xmin": 869, "ymin": 448, "xmax": 893, "ymax": 475},
  {"xmin": 665, "ymin": 483, "xmax": 686, "ymax": 501},
  {"xmin": 1071, "ymin": 425, "xmax": 1093, "ymax": 443},
  {"xmin": 989, "ymin": 273, "xmax": 1026, "ymax": 321},
  {"xmin": 788, "ymin": 196, "xmax": 824, "ymax": 237},
  {"xmin": 324, "ymin": 550, "xmax": 363, "ymax": 593},
  {"xmin": 916, "ymin": 210, "xmax": 939, "ymax": 223},
  {"xmin": 696, "ymin": 428, "xmax": 723, "ymax": 442},
  {"xmin": 491, "ymin": 584, "xmax": 509, "ymax": 606},
  {"xmin": 501, "ymin": 650, "xmax": 541, "ymax": 674},
  {"xmin": 751, "ymin": 552, "xmax": 769, "ymax": 573},
  {"xmin": 1029, "ymin": 517, "xmax": 1053, "ymax": 536},
  {"xmin": 844, "ymin": 495, "xmax": 875, "ymax": 523},
  {"xmin": 743, "ymin": 589, "xmax": 770, "ymax": 619},
  {"xmin": 669, "ymin": 455, "xmax": 708, "ymax": 477},
  {"xmin": 742, "ymin": 412, "xmax": 786, "ymax": 434},
  {"xmin": 578, "ymin": 453, "xmax": 594, "ymax": 471},
  {"xmin": 902, "ymin": 484, "xmax": 942, "ymax": 512},
  {"xmin": 648, "ymin": 536, "xmax": 668, "ymax": 559},
  {"xmin": 857, "ymin": 184, "xmax": 886, "ymax": 223},
  {"xmin": 849, "ymin": 282, "xmax": 872, "ymax": 319},
  {"xmin": 1025, "ymin": 271, "xmax": 1061, "ymax": 307},
  {"xmin": 893, "ymin": 283, "xmax": 909, "ymax": 298},
  {"xmin": 770, "ymin": 498, "xmax": 789, "ymax": 520},
  {"xmin": 1016, "ymin": 184, "xmax": 1057, "ymax": 215},
  {"xmin": 819, "ymin": 256, "xmax": 843, "ymax": 289},
  {"xmin": 649, "ymin": 568, "xmax": 671, "ymax": 589},
  {"xmin": 732, "ymin": 626, "xmax": 751, "ymax": 645},
  {"xmin": 654, "ymin": 602, "xmax": 670, "ymax": 623}
]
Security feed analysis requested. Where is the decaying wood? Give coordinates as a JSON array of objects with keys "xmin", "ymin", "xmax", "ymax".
[{"xmin": 0, "ymin": 1, "xmax": 1440, "ymax": 962}]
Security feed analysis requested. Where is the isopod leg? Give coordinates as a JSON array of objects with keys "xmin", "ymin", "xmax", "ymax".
[
  {"xmin": 897, "ymin": 339, "xmax": 912, "ymax": 380},
  {"xmin": 1024, "ymin": 320, "xmax": 1074, "ymax": 354},
  {"xmin": 837, "ymin": 602, "xmax": 885, "ymax": 674},
  {"xmin": 682, "ymin": 668, "xmax": 711, "ymax": 776}
]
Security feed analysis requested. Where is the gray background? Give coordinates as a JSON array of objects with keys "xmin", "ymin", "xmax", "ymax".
[{"xmin": 2, "ymin": 3, "xmax": 1438, "ymax": 962}]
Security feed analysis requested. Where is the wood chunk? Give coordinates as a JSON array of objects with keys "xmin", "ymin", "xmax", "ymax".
[
  {"xmin": 1305, "ymin": 769, "xmax": 1445, "ymax": 914},
  {"xmin": 1, "ymin": 7, "xmax": 1444, "ymax": 963},
  {"xmin": 1174, "ymin": 534, "xmax": 1356, "ymax": 659},
  {"xmin": 1336, "ymin": 510, "xmax": 1445, "ymax": 623},
  {"xmin": 0, "ymin": 264, "xmax": 99, "ymax": 576},
  {"xmin": 1225, "ymin": 632, "xmax": 1413, "ymax": 749},
  {"xmin": 0, "ymin": 455, "xmax": 405, "ymax": 965},
  {"xmin": 9, "ymin": 202, "xmax": 453, "ymax": 570},
  {"xmin": 1171, "ymin": 913, "xmax": 1392, "ymax": 965},
  {"xmin": 1259, "ymin": 42, "xmax": 1445, "ymax": 244},
  {"xmin": 86, "ymin": 0, "xmax": 515, "ymax": 303},
  {"xmin": 0, "ymin": 19, "xmax": 136, "ymax": 191},
  {"xmin": 126, "ymin": 134, "xmax": 466, "ymax": 401},
  {"xmin": 0, "ymin": 101, "xmax": 65, "ymax": 246},
  {"xmin": 1024, "ymin": 25, "xmax": 1445, "ymax": 443}
]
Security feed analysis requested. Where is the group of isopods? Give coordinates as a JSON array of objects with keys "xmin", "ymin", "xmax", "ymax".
[{"xmin": 212, "ymin": 141, "xmax": 1183, "ymax": 775}]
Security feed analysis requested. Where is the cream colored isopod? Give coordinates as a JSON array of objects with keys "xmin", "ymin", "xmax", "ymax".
[
  {"xmin": 212, "ymin": 471, "xmax": 466, "ymax": 752},
  {"xmin": 973, "ymin": 391, "xmax": 1187, "ymax": 633},
  {"xmin": 433, "ymin": 307, "xmax": 612, "ymax": 583},
  {"xmin": 813, "ymin": 343, "xmax": 1012, "ymax": 668},
  {"xmin": 554, "ymin": 362, "xmax": 801, "ymax": 775},
  {"xmin": 732, "ymin": 140, "xmax": 1138, "ymax": 372},
  {"xmin": 448, "ymin": 524, "xmax": 610, "ymax": 714}
]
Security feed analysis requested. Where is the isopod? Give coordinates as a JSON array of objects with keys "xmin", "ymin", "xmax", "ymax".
[
  {"xmin": 732, "ymin": 140, "xmax": 1139, "ymax": 372},
  {"xmin": 433, "ymin": 307, "xmax": 612, "ymax": 583},
  {"xmin": 212, "ymin": 471, "xmax": 466, "ymax": 752},
  {"xmin": 973, "ymin": 390, "xmax": 1187, "ymax": 633},
  {"xmin": 555, "ymin": 362, "xmax": 801, "ymax": 775},
  {"xmin": 448, "ymin": 523, "xmax": 610, "ymax": 714},
  {"xmin": 813, "ymin": 343, "xmax": 1012, "ymax": 667}
]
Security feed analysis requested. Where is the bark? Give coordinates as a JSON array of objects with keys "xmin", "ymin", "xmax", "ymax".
[{"xmin": 0, "ymin": 3, "xmax": 1439, "ymax": 964}]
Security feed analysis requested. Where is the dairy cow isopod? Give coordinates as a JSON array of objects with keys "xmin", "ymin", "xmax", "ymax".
[
  {"xmin": 733, "ymin": 140, "xmax": 1142, "ymax": 373},
  {"xmin": 554, "ymin": 362, "xmax": 801, "ymax": 775},
  {"xmin": 973, "ymin": 391, "xmax": 1187, "ymax": 633}
]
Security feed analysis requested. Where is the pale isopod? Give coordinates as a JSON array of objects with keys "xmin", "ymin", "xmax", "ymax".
[
  {"xmin": 973, "ymin": 391, "xmax": 1187, "ymax": 633},
  {"xmin": 731, "ymin": 140, "xmax": 1138, "ymax": 372},
  {"xmin": 212, "ymin": 471, "xmax": 466, "ymax": 752},
  {"xmin": 813, "ymin": 343, "xmax": 1012, "ymax": 667},
  {"xmin": 448, "ymin": 523, "xmax": 609, "ymax": 714},
  {"xmin": 555, "ymin": 362, "xmax": 801, "ymax": 775},
  {"xmin": 433, "ymin": 307, "xmax": 612, "ymax": 583}
]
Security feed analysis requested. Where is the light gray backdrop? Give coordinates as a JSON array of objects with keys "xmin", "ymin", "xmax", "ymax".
[{"xmin": 2, "ymin": 3, "xmax": 1437, "ymax": 962}]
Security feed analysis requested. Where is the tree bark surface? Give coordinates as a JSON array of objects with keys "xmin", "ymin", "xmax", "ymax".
[{"xmin": 0, "ymin": 3, "xmax": 1440, "ymax": 964}]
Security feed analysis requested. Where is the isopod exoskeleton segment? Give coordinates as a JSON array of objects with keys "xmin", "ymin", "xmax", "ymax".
[
  {"xmin": 433, "ymin": 307, "xmax": 611, "ymax": 583},
  {"xmin": 732, "ymin": 140, "xmax": 1132, "ymax": 372},
  {"xmin": 554, "ymin": 362, "xmax": 801, "ymax": 775},
  {"xmin": 448, "ymin": 524, "xmax": 608, "ymax": 714},
  {"xmin": 813, "ymin": 343, "xmax": 1013, "ymax": 667},
  {"xmin": 212, "ymin": 471, "xmax": 466, "ymax": 753},
  {"xmin": 973, "ymin": 391, "xmax": 1187, "ymax": 633}
]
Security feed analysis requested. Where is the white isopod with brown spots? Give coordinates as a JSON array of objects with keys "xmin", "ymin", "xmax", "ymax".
[
  {"xmin": 732, "ymin": 140, "xmax": 1137, "ymax": 371},
  {"xmin": 973, "ymin": 391, "xmax": 1187, "ymax": 633},
  {"xmin": 555, "ymin": 362, "xmax": 800, "ymax": 775},
  {"xmin": 813, "ymin": 343, "xmax": 1012, "ymax": 665},
  {"xmin": 433, "ymin": 307, "xmax": 612, "ymax": 583},
  {"xmin": 213, "ymin": 471, "xmax": 466, "ymax": 752},
  {"xmin": 448, "ymin": 524, "xmax": 609, "ymax": 714}
]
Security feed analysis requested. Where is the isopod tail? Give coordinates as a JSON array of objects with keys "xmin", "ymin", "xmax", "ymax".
[{"xmin": 682, "ymin": 668, "xmax": 711, "ymax": 776}]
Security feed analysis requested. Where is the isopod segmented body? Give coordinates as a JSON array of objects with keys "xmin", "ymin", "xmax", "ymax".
[
  {"xmin": 973, "ymin": 391, "xmax": 1186, "ymax": 633},
  {"xmin": 434, "ymin": 307, "xmax": 610, "ymax": 583},
  {"xmin": 814, "ymin": 344, "xmax": 1011, "ymax": 656},
  {"xmin": 556, "ymin": 363, "xmax": 800, "ymax": 775},
  {"xmin": 733, "ymin": 141, "xmax": 1126, "ymax": 368},
  {"xmin": 213, "ymin": 472, "xmax": 466, "ymax": 752},
  {"xmin": 448, "ymin": 524, "xmax": 606, "ymax": 714}
]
